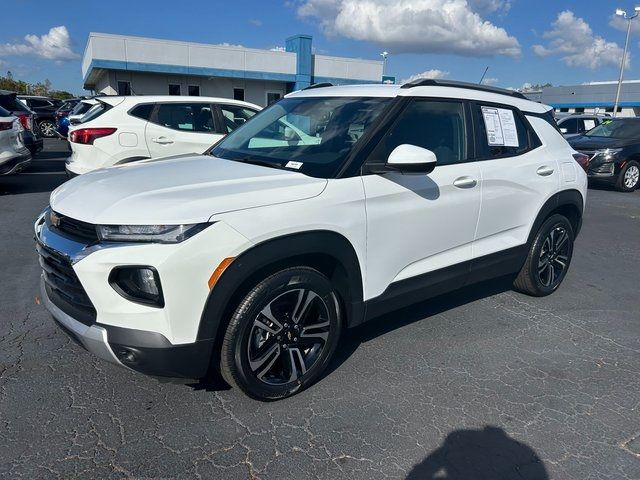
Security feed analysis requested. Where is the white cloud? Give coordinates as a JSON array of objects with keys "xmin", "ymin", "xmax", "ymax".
[
  {"xmin": 401, "ymin": 69, "xmax": 450, "ymax": 83},
  {"xmin": 215, "ymin": 42, "xmax": 244, "ymax": 48},
  {"xmin": 609, "ymin": 13, "xmax": 640, "ymax": 35},
  {"xmin": 0, "ymin": 26, "xmax": 78, "ymax": 61},
  {"xmin": 249, "ymin": 19, "xmax": 263, "ymax": 27},
  {"xmin": 270, "ymin": 46, "xmax": 287, "ymax": 52},
  {"xmin": 533, "ymin": 11, "xmax": 627, "ymax": 70},
  {"xmin": 296, "ymin": 0, "xmax": 521, "ymax": 57},
  {"xmin": 480, "ymin": 76, "xmax": 499, "ymax": 85},
  {"xmin": 467, "ymin": 0, "xmax": 511, "ymax": 15}
]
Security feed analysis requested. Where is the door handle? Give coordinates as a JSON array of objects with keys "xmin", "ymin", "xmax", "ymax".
[
  {"xmin": 152, "ymin": 137, "xmax": 174, "ymax": 145},
  {"xmin": 536, "ymin": 166, "xmax": 554, "ymax": 176},
  {"xmin": 453, "ymin": 176, "xmax": 477, "ymax": 189}
]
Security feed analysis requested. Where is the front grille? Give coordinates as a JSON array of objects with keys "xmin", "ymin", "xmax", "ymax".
[
  {"xmin": 37, "ymin": 242, "xmax": 96, "ymax": 326},
  {"xmin": 50, "ymin": 211, "xmax": 98, "ymax": 242}
]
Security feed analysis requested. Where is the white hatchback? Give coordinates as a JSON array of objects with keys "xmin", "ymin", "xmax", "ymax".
[
  {"xmin": 0, "ymin": 105, "xmax": 31, "ymax": 175},
  {"xmin": 66, "ymin": 96, "xmax": 261, "ymax": 176}
]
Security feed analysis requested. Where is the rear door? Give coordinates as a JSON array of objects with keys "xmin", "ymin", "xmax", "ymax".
[
  {"xmin": 145, "ymin": 102, "xmax": 221, "ymax": 158},
  {"xmin": 471, "ymin": 102, "xmax": 559, "ymax": 261}
]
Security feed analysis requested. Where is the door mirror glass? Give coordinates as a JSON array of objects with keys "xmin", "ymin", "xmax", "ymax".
[{"xmin": 387, "ymin": 144, "xmax": 437, "ymax": 174}]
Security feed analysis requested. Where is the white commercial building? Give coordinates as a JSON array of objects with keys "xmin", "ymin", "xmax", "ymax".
[{"xmin": 82, "ymin": 33, "xmax": 387, "ymax": 106}]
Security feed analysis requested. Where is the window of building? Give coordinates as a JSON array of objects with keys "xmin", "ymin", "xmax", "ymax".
[
  {"xmin": 575, "ymin": 107, "xmax": 585, "ymax": 113},
  {"xmin": 474, "ymin": 104, "xmax": 532, "ymax": 159},
  {"xmin": 117, "ymin": 81, "xmax": 132, "ymax": 96},
  {"xmin": 266, "ymin": 91, "xmax": 283, "ymax": 105},
  {"xmin": 154, "ymin": 103, "xmax": 214, "ymax": 132},
  {"xmin": 559, "ymin": 108, "xmax": 569, "ymax": 113},
  {"xmin": 188, "ymin": 85, "xmax": 200, "ymax": 96},
  {"xmin": 219, "ymin": 104, "xmax": 259, "ymax": 132},
  {"xmin": 168, "ymin": 84, "xmax": 181, "ymax": 96},
  {"xmin": 370, "ymin": 99, "xmax": 468, "ymax": 166},
  {"xmin": 234, "ymin": 88, "xmax": 245, "ymax": 101}
]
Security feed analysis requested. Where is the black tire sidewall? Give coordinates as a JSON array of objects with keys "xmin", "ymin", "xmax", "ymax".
[
  {"xmin": 618, "ymin": 161, "xmax": 640, "ymax": 192},
  {"xmin": 527, "ymin": 215, "xmax": 574, "ymax": 295},
  {"xmin": 225, "ymin": 268, "xmax": 342, "ymax": 400}
]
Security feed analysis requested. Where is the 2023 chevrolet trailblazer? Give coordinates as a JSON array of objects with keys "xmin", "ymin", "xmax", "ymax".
[{"xmin": 35, "ymin": 80, "xmax": 587, "ymax": 400}]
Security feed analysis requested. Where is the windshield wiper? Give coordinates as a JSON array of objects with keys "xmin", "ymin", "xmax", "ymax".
[{"xmin": 230, "ymin": 157, "xmax": 287, "ymax": 171}]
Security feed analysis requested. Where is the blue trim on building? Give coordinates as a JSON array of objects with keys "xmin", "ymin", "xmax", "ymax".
[
  {"xmin": 312, "ymin": 76, "xmax": 381, "ymax": 85},
  {"xmin": 550, "ymin": 101, "xmax": 640, "ymax": 108},
  {"xmin": 83, "ymin": 59, "xmax": 297, "ymax": 86}
]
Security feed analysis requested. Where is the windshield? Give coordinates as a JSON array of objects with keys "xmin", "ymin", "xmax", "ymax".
[
  {"xmin": 211, "ymin": 96, "xmax": 391, "ymax": 178},
  {"xmin": 585, "ymin": 119, "xmax": 640, "ymax": 138}
]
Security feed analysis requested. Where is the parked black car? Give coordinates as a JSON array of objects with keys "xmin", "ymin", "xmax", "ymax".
[
  {"xmin": 0, "ymin": 90, "xmax": 43, "ymax": 154},
  {"xmin": 568, "ymin": 117, "xmax": 640, "ymax": 192},
  {"xmin": 18, "ymin": 95, "xmax": 63, "ymax": 138}
]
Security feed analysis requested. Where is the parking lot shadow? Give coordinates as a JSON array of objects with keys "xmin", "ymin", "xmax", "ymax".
[
  {"xmin": 406, "ymin": 426, "xmax": 548, "ymax": 480},
  {"xmin": 324, "ymin": 274, "xmax": 516, "ymax": 380}
]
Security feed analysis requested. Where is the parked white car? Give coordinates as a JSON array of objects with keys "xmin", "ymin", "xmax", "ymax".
[
  {"xmin": 0, "ymin": 105, "xmax": 31, "ymax": 175},
  {"xmin": 65, "ymin": 96, "xmax": 261, "ymax": 176},
  {"xmin": 37, "ymin": 80, "xmax": 587, "ymax": 400}
]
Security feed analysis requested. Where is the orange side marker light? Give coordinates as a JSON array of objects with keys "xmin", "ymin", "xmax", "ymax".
[{"xmin": 208, "ymin": 257, "xmax": 235, "ymax": 290}]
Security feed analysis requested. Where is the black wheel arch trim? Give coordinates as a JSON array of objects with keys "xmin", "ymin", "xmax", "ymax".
[
  {"xmin": 528, "ymin": 189, "xmax": 584, "ymax": 243},
  {"xmin": 196, "ymin": 230, "xmax": 365, "ymax": 343}
]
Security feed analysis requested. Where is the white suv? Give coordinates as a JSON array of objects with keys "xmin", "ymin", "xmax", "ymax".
[
  {"xmin": 65, "ymin": 96, "xmax": 260, "ymax": 176},
  {"xmin": 0, "ymin": 105, "xmax": 31, "ymax": 175},
  {"xmin": 36, "ymin": 81, "xmax": 587, "ymax": 400}
]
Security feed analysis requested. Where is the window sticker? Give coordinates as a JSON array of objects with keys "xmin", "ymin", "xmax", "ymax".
[
  {"xmin": 285, "ymin": 161, "xmax": 303, "ymax": 169},
  {"xmin": 583, "ymin": 119, "xmax": 596, "ymax": 131},
  {"xmin": 481, "ymin": 106, "xmax": 519, "ymax": 147}
]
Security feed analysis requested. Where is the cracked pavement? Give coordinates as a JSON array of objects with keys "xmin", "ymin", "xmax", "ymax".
[{"xmin": 1, "ymin": 139, "xmax": 639, "ymax": 479}]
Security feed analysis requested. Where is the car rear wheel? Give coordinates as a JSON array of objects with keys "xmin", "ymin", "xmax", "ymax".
[
  {"xmin": 38, "ymin": 120, "xmax": 56, "ymax": 138},
  {"xmin": 616, "ymin": 161, "xmax": 640, "ymax": 192},
  {"xmin": 220, "ymin": 267, "xmax": 342, "ymax": 400},
  {"xmin": 513, "ymin": 214, "xmax": 574, "ymax": 297}
]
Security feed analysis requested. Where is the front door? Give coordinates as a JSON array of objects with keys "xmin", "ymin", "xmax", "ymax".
[
  {"xmin": 361, "ymin": 98, "xmax": 481, "ymax": 300},
  {"xmin": 145, "ymin": 102, "xmax": 222, "ymax": 158}
]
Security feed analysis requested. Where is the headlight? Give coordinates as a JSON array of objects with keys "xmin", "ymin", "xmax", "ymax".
[
  {"xmin": 96, "ymin": 223, "xmax": 210, "ymax": 243},
  {"xmin": 593, "ymin": 148, "xmax": 622, "ymax": 162}
]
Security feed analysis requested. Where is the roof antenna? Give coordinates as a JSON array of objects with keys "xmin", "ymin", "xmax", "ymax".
[{"xmin": 479, "ymin": 66, "xmax": 489, "ymax": 85}]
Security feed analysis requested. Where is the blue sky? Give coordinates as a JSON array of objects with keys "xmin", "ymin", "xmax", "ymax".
[{"xmin": 2, "ymin": 0, "xmax": 640, "ymax": 94}]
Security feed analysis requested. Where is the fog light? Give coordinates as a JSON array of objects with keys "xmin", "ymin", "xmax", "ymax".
[{"xmin": 109, "ymin": 266, "xmax": 164, "ymax": 307}]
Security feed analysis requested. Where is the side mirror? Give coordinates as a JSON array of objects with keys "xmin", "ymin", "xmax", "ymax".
[{"xmin": 386, "ymin": 144, "xmax": 437, "ymax": 174}]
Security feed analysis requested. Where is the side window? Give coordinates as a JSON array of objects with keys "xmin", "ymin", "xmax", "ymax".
[
  {"xmin": 370, "ymin": 99, "xmax": 468, "ymax": 166},
  {"xmin": 154, "ymin": 103, "xmax": 215, "ymax": 133},
  {"xmin": 559, "ymin": 118, "xmax": 578, "ymax": 134},
  {"xmin": 475, "ymin": 104, "xmax": 531, "ymax": 158},
  {"xmin": 129, "ymin": 103, "xmax": 154, "ymax": 121},
  {"xmin": 219, "ymin": 104, "xmax": 258, "ymax": 133}
]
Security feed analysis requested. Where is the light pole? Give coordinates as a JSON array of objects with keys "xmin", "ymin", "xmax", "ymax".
[
  {"xmin": 613, "ymin": 7, "xmax": 640, "ymax": 117},
  {"xmin": 380, "ymin": 51, "xmax": 389, "ymax": 76}
]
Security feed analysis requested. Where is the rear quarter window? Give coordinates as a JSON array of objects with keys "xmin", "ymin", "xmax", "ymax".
[
  {"xmin": 129, "ymin": 103, "xmax": 155, "ymax": 121},
  {"xmin": 474, "ymin": 104, "xmax": 535, "ymax": 159}
]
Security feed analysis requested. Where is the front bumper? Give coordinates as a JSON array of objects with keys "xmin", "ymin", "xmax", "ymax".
[{"xmin": 35, "ymin": 210, "xmax": 253, "ymax": 379}]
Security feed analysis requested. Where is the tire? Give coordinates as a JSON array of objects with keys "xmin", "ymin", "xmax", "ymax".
[
  {"xmin": 220, "ymin": 267, "xmax": 342, "ymax": 400},
  {"xmin": 615, "ymin": 160, "xmax": 640, "ymax": 192},
  {"xmin": 513, "ymin": 214, "xmax": 574, "ymax": 297},
  {"xmin": 38, "ymin": 120, "xmax": 56, "ymax": 138}
]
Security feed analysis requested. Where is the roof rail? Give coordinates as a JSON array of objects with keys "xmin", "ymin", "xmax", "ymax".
[
  {"xmin": 303, "ymin": 82, "xmax": 334, "ymax": 90},
  {"xmin": 400, "ymin": 79, "xmax": 527, "ymax": 100}
]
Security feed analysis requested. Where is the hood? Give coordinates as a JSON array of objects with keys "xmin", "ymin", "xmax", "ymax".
[
  {"xmin": 568, "ymin": 135, "xmax": 637, "ymax": 150},
  {"xmin": 50, "ymin": 155, "xmax": 327, "ymax": 225}
]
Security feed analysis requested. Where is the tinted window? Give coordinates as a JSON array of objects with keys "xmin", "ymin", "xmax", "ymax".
[
  {"xmin": 219, "ymin": 104, "xmax": 258, "ymax": 132},
  {"xmin": 71, "ymin": 102, "xmax": 93, "ymax": 115},
  {"xmin": 188, "ymin": 85, "xmax": 200, "ymax": 96},
  {"xmin": 234, "ymin": 88, "xmax": 245, "ymax": 101},
  {"xmin": 154, "ymin": 103, "xmax": 214, "ymax": 132},
  {"xmin": 0, "ymin": 95, "xmax": 29, "ymax": 113},
  {"xmin": 475, "ymin": 104, "xmax": 531, "ymax": 158},
  {"xmin": 28, "ymin": 99, "xmax": 52, "ymax": 108},
  {"xmin": 0, "ymin": 105, "xmax": 10, "ymax": 117},
  {"xmin": 168, "ymin": 84, "xmax": 181, "ymax": 96},
  {"xmin": 370, "ymin": 99, "xmax": 467, "ymax": 166},
  {"xmin": 266, "ymin": 92, "xmax": 282, "ymax": 105},
  {"xmin": 129, "ymin": 103, "xmax": 154, "ymax": 121},
  {"xmin": 560, "ymin": 117, "xmax": 579, "ymax": 134},
  {"xmin": 82, "ymin": 103, "xmax": 110, "ymax": 123}
]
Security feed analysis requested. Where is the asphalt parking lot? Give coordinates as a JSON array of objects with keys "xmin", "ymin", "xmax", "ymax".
[{"xmin": 1, "ymin": 139, "xmax": 639, "ymax": 479}]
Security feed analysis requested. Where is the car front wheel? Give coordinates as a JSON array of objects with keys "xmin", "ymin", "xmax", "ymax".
[
  {"xmin": 616, "ymin": 160, "xmax": 640, "ymax": 192},
  {"xmin": 513, "ymin": 214, "xmax": 574, "ymax": 297},
  {"xmin": 220, "ymin": 267, "xmax": 342, "ymax": 400}
]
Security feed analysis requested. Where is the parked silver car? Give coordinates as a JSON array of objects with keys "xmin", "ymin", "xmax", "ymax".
[{"xmin": 555, "ymin": 114, "xmax": 608, "ymax": 138}]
